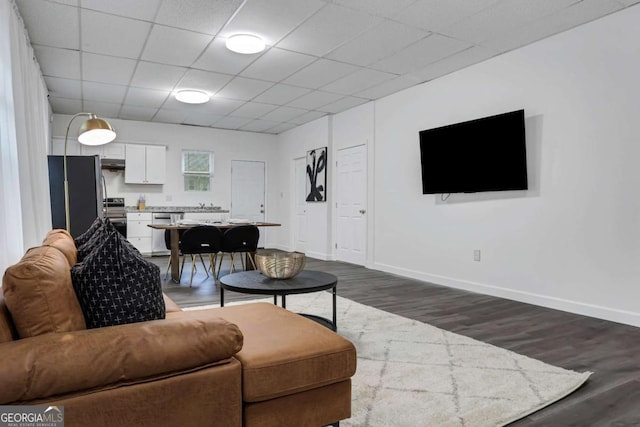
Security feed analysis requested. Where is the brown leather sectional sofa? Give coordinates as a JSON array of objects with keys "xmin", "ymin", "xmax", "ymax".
[{"xmin": 0, "ymin": 230, "xmax": 356, "ymax": 426}]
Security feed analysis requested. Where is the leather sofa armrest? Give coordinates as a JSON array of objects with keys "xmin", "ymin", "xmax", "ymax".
[
  {"xmin": 0, "ymin": 315, "xmax": 243, "ymax": 404},
  {"xmin": 163, "ymin": 292, "xmax": 182, "ymax": 312}
]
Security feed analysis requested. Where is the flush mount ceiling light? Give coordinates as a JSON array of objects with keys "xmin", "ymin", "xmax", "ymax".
[
  {"xmin": 175, "ymin": 90, "xmax": 210, "ymax": 104},
  {"xmin": 225, "ymin": 34, "xmax": 265, "ymax": 54}
]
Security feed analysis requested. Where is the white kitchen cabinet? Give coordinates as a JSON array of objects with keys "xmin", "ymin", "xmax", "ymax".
[
  {"xmin": 127, "ymin": 212, "xmax": 152, "ymax": 255},
  {"xmin": 125, "ymin": 144, "xmax": 166, "ymax": 184},
  {"xmin": 82, "ymin": 142, "xmax": 125, "ymax": 159}
]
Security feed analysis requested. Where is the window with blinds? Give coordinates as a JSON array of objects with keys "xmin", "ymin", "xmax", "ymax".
[{"xmin": 182, "ymin": 150, "xmax": 213, "ymax": 191}]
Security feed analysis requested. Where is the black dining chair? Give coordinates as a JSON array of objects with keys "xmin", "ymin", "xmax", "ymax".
[
  {"xmin": 217, "ymin": 225, "xmax": 260, "ymax": 279},
  {"xmin": 179, "ymin": 226, "xmax": 223, "ymax": 286},
  {"xmin": 164, "ymin": 229, "xmax": 186, "ymax": 279}
]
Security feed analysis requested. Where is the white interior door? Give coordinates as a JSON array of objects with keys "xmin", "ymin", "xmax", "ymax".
[
  {"xmin": 231, "ymin": 160, "xmax": 265, "ymax": 246},
  {"xmin": 336, "ymin": 145, "xmax": 367, "ymax": 265},
  {"xmin": 293, "ymin": 157, "xmax": 308, "ymax": 253}
]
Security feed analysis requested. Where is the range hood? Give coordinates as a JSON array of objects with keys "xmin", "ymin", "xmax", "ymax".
[{"xmin": 101, "ymin": 158, "xmax": 125, "ymax": 170}]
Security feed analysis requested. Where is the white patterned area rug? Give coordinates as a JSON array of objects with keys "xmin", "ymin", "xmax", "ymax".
[{"xmin": 186, "ymin": 292, "xmax": 591, "ymax": 427}]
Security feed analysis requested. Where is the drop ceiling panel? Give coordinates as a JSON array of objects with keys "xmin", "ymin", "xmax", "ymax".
[
  {"xmin": 202, "ymin": 98, "xmax": 244, "ymax": 115},
  {"xmin": 481, "ymin": 0, "xmax": 625, "ymax": 52},
  {"xmin": 221, "ymin": 0, "xmax": 325, "ymax": 43},
  {"xmin": 82, "ymin": 53, "xmax": 137, "ymax": 85},
  {"xmin": 215, "ymin": 77, "xmax": 273, "ymax": 101},
  {"xmin": 240, "ymin": 48, "xmax": 316, "ymax": 82},
  {"xmin": 82, "ymin": 82, "xmax": 128, "ymax": 104},
  {"xmin": 44, "ymin": 77, "xmax": 82, "ymax": 99},
  {"xmin": 407, "ymin": 45, "xmax": 498, "ymax": 84},
  {"xmin": 214, "ymin": 116, "xmax": 253, "ymax": 130},
  {"xmin": 322, "ymin": 68, "xmax": 396, "ymax": 95},
  {"xmin": 183, "ymin": 112, "xmax": 225, "ymax": 127},
  {"xmin": 287, "ymin": 90, "xmax": 343, "ymax": 110},
  {"xmin": 81, "ymin": 10, "xmax": 152, "ymax": 58},
  {"xmin": 17, "ymin": 0, "xmax": 634, "ymax": 134},
  {"xmin": 82, "ymin": 100, "xmax": 122, "ymax": 117},
  {"xmin": 261, "ymin": 106, "xmax": 308, "ymax": 122},
  {"xmin": 283, "ymin": 59, "xmax": 360, "ymax": 89},
  {"xmin": 119, "ymin": 105, "xmax": 158, "ymax": 121},
  {"xmin": 16, "ymin": 0, "xmax": 79, "ymax": 49},
  {"xmin": 393, "ymin": 0, "xmax": 502, "ymax": 32},
  {"xmin": 152, "ymin": 109, "xmax": 189, "ymax": 124},
  {"xmin": 317, "ymin": 96, "xmax": 368, "ymax": 114},
  {"xmin": 277, "ymin": 4, "xmax": 382, "ymax": 56},
  {"xmin": 155, "ymin": 0, "xmax": 243, "ymax": 35},
  {"xmin": 33, "ymin": 46, "xmax": 81, "ymax": 79},
  {"xmin": 80, "ymin": 0, "xmax": 162, "ymax": 21},
  {"xmin": 48, "ymin": 97, "xmax": 82, "ymax": 115},
  {"xmin": 326, "ymin": 0, "xmax": 416, "ymax": 19},
  {"xmin": 175, "ymin": 69, "xmax": 233, "ymax": 94},
  {"xmin": 231, "ymin": 102, "xmax": 278, "ymax": 119},
  {"xmin": 240, "ymin": 119, "xmax": 281, "ymax": 132},
  {"xmin": 141, "ymin": 25, "xmax": 213, "ymax": 67},
  {"xmin": 193, "ymin": 38, "xmax": 260, "ymax": 75},
  {"xmin": 354, "ymin": 76, "xmax": 420, "ymax": 100},
  {"xmin": 440, "ymin": 0, "xmax": 581, "ymax": 43},
  {"xmin": 253, "ymin": 84, "xmax": 312, "ymax": 105},
  {"xmin": 124, "ymin": 87, "xmax": 171, "ymax": 108},
  {"xmin": 130, "ymin": 62, "xmax": 187, "ymax": 91},
  {"xmin": 326, "ymin": 19, "xmax": 430, "ymax": 67},
  {"xmin": 266, "ymin": 122, "xmax": 298, "ymax": 134},
  {"xmin": 288, "ymin": 110, "xmax": 326, "ymax": 125},
  {"xmin": 372, "ymin": 34, "xmax": 473, "ymax": 75}
]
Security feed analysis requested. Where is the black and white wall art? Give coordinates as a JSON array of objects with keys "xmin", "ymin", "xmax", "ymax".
[{"xmin": 306, "ymin": 147, "xmax": 327, "ymax": 202}]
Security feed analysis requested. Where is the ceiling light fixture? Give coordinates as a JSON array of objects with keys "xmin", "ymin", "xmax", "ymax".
[
  {"xmin": 225, "ymin": 34, "xmax": 265, "ymax": 54},
  {"xmin": 175, "ymin": 90, "xmax": 210, "ymax": 104}
]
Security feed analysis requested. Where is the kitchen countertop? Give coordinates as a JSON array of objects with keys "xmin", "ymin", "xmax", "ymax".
[{"xmin": 126, "ymin": 206, "xmax": 229, "ymax": 213}]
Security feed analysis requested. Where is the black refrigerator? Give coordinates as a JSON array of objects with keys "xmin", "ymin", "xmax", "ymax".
[{"xmin": 48, "ymin": 155, "xmax": 103, "ymax": 238}]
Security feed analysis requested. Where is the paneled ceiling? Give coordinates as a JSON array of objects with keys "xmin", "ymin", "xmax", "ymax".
[{"xmin": 16, "ymin": 0, "xmax": 640, "ymax": 134}]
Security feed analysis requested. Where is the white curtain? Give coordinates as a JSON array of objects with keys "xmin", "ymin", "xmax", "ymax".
[{"xmin": 0, "ymin": 0, "xmax": 51, "ymax": 274}]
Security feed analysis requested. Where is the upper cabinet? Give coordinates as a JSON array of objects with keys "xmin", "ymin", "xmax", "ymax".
[
  {"xmin": 50, "ymin": 138, "xmax": 125, "ymax": 159},
  {"xmin": 81, "ymin": 142, "xmax": 125, "ymax": 159},
  {"xmin": 125, "ymin": 144, "xmax": 166, "ymax": 184}
]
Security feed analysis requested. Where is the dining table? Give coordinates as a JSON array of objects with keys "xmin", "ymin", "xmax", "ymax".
[{"xmin": 148, "ymin": 222, "xmax": 282, "ymax": 283}]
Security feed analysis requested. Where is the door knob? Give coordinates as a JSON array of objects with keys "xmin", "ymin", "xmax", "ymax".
[{"xmin": 359, "ymin": 209, "xmax": 366, "ymax": 214}]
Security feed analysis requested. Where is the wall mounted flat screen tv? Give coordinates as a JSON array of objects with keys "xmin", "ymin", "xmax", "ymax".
[{"xmin": 419, "ymin": 109, "xmax": 527, "ymax": 194}]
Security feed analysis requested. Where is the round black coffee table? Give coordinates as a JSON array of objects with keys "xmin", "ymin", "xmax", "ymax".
[{"xmin": 219, "ymin": 270, "xmax": 338, "ymax": 331}]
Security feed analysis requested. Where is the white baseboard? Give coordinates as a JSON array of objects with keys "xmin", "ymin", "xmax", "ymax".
[
  {"xmin": 373, "ymin": 262, "xmax": 640, "ymax": 328},
  {"xmin": 305, "ymin": 250, "xmax": 331, "ymax": 261},
  {"xmin": 266, "ymin": 243, "xmax": 290, "ymax": 251}
]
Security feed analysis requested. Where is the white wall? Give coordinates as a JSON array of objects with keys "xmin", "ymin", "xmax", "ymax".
[
  {"xmin": 51, "ymin": 115, "xmax": 281, "ymax": 243},
  {"xmin": 372, "ymin": 5, "xmax": 640, "ymax": 326},
  {"xmin": 272, "ymin": 116, "xmax": 332, "ymax": 259},
  {"xmin": 276, "ymin": 5, "xmax": 640, "ymax": 326}
]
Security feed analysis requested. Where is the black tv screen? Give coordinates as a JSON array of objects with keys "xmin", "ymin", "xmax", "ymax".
[{"xmin": 419, "ymin": 109, "xmax": 527, "ymax": 194}]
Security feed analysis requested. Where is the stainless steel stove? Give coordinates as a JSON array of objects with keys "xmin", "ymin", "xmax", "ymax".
[{"xmin": 103, "ymin": 197, "xmax": 127, "ymax": 236}]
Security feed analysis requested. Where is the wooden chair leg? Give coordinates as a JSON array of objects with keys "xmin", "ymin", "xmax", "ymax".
[
  {"xmin": 165, "ymin": 257, "xmax": 171, "ymax": 279},
  {"xmin": 247, "ymin": 252, "xmax": 257, "ymax": 270},
  {"xmin": 198, "ymin": 254, "xmax": 209, "ymax": 278},
  {"xmin": 209, "ymin": 253, "xmax": 217, "ymax": 277},
  {"xmin": 180, "ymin": 254, "xmax": 187, "ymax": 280},
  {"xmin": 230, "ymin": 253, "xmax": 236, "ymax": 274},
  {"xmin": 240, "ymin": 253, "xmax": 245, "ymax": 271}
]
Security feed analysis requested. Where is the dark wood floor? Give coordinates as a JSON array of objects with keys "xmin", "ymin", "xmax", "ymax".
[{"xmin": 156, "ymin": 253, "xmax": 640, "ymax": 426}]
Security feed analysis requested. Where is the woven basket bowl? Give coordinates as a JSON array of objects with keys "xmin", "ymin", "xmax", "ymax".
[{"xmin": 255, "ymin": 252, "xmax": 306, "ymax": 279}]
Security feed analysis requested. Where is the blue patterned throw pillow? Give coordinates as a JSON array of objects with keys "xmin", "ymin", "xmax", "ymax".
[{"xmin": 71, "ymin": 228, "xmax": 165, "ymax": 328}]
